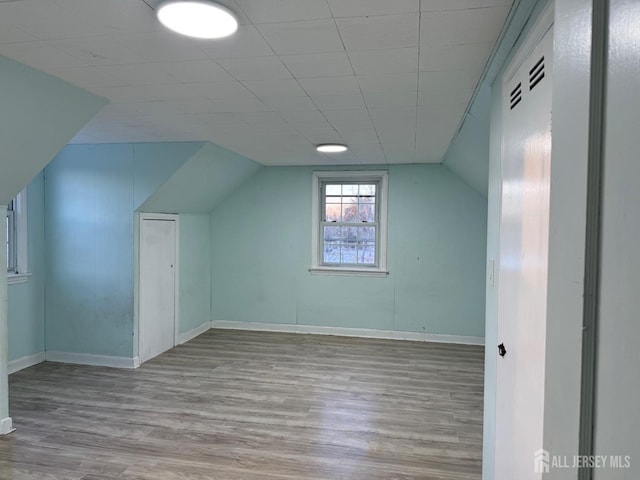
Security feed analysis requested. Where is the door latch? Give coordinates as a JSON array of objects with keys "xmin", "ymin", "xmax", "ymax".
[{"xmin": 498, "ymin": 343, "xmax": 507, "ymax": 357}]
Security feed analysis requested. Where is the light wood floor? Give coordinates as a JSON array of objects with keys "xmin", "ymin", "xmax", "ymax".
[{"xmin": 1, "ymin": 330, "xmax": 484, "ymax": 479}]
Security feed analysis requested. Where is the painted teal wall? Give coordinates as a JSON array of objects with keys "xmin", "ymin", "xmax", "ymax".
[
  {"xmin": 0, "ymin": 55, "xmax": 106, "ymax": 204},
  {"xmin": 44, "ymin": 143, "xmax": 202, "ymax": 357},
  {"xmin": 179, "ymin": 214, "xmax": 211, "ymax": 335},
  {"xmin": 211, "ymin": 164, "xmax": 487, "ymax": 337},
  {"xmin": 141, "ymin": 143, "xmax": 262, "ymax": 214},
  {"xmin": 7, "ymin": 173, "xmax": 45, "ymax": 361}
]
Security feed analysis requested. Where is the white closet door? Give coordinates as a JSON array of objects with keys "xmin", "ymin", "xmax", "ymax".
[
  {"xmin": 139, "ymin": 217, "xmax": 177, "ymax": 364},
  {"xmin": 494, "ymin": 24, "xmax": 554, "ymax": 480}
]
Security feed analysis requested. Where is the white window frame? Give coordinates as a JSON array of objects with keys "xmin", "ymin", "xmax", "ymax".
[
  {"xmin": 310, "ymin": 170, "xmax": 388, "ymax": 277},
  {"xmin": 6, "ymin": 188, "xmax": 29, "ymax": 285}
]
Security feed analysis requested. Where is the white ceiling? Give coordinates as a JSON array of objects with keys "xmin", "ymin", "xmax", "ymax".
[{"xmin": 0, "ymin": 0, "xmax": 512, "ymax": 166}]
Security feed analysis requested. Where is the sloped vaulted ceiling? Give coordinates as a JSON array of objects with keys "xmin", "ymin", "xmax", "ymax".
[{"xmin": 0, "ymin": 0, "xmax": 512, "ymax": 167}]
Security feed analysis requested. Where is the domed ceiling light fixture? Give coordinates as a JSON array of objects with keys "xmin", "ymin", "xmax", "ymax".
[
  {"xmin": 157, "ymin": 1, "xmax": 239, "ymax": 39},
  {"xmin": 316, "ymin": 144, "xmax": 349, "ymax": 153}
]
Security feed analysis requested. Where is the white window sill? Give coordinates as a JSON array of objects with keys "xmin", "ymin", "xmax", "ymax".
[
  {"xmin": 309, "ymin": 267, "xmax": 389, "ymax": 278},
  {"xmin": 7, "ymin": 273, "xmax": 31, "ymax": 285}
]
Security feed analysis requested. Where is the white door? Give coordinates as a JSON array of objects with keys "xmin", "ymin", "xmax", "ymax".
[
  {"xmin": 494, "ymin": 24, "xmax": 553, "ymax": 480},
  {"xmin": 139, "ymin": 216, "xmax": 177, "ymax": 363}
]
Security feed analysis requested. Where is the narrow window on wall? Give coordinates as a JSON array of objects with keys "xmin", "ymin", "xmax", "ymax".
[
  {"xmin": 6, "ymin": 188, "xmax": 29, "ymax": 284},
  {"xmin": 6, "ymin": 199, "xmax": 16, "ymax": 273},
  {"xmin": 310, "ymin": 171, "xmax": 388, "ymax": 277}
]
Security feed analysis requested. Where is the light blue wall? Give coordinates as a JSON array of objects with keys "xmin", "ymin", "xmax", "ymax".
[
  {"xmin": 141, "ymin": 143, "xmax": 262, "ymax": 214},
  {"xmin": 44, "ymin": 142, "xmax": 201, "ymax": 357},
  {"xmin": 211, "ymin": 164, "xmax": 487, "ymax": 337},
  {"xmin": 7, "ymin": 173, "xmax": 45, "ymax": 361},
  {"xmin": 179, "ymin": 214, "xmax": 211, "ymax": 334},
  {"xmin": 0, "ymin": 56, "xmax": 106, "ymax": 204}
]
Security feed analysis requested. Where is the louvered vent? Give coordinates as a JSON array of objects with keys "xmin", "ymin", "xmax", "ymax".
[
  {"xmin": 529, "ymin": 56, "xmax": 545, "ymax": 90},
  {"xmin": 510, "ymin": 82, "xmax": 522, "ymax": 110}
]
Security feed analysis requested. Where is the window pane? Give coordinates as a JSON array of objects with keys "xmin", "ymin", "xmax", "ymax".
[
  {"xmin": 342, "ymin": 226, "xmax": 358, "ymax": 244},
  {"xmin": 325, "ymin": 184, "xmax": 341, "ymax": 195},
  {"xmin": 359, "ymin": 203, "xmax": 375, "ymax": 223},
  {"xmin": 359, "ymin": 184, "xmax": 376, "ymax": 196},
  {"xmin": 358, "ymin": 226, "xmax": 375, "ymax": 243},
  {"xmin": 342, "ymin": 184, "xmax": 358, "ymax": 195},
  {"xmin": 342, "ymin": 202, "xmax": 358, "ymax": 222},
  {"xmin": 323, "ymin": 244, "xmax": 340, "ymax": 263},
  {"xmin": 323, "ymin": 226, "xmax": 341, "ymax": 244},
  {"xmin": 325, "ymin": 204, "xmax": 341, "ymax": 222},
  {"xmin": 341, "ymin": 245, "xmax": 357, "ymax": 264},
  {"xmin": 359, "ymin": 245, "xmax": 375, "ymax": 264}
]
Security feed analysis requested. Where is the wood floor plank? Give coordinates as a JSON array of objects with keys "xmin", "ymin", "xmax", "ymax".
[{"xmin": 2, "ymin": 330, "xmax": 484, "ymax": 479}]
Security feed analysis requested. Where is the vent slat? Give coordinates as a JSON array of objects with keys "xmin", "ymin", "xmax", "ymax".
[
  {"xmin": 509, "ymin": 82, "xmax": 522, "ymax": 110},
  {"xmin": 529, "ymin": 56, "xmax": 545, "ymax": 91}
]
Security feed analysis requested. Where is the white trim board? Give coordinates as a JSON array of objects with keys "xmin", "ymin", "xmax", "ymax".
[
  {"xmin": 178, "ymin": 321, "xmax": 212, "ymax": 345},
  {"xmin": 45, "ymin": 351, "xmax": 140, "ymax": 369},
  {"xmin": 0, "ymin": 417, "xmax": 14, "ymax": 435},
  {"xmin": 8, "ymin": 351, "xmax": 45, "ymax": 374},
  {"xmin": 210, "ymin": 321, "xmax": 485, "ymax": 346}
]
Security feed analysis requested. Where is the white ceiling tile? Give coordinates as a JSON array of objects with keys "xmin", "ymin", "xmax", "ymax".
[
  {"xmin": 242, "ymin": 79, "xmax": 306, "ymax": 97},
  {"xmin": 420, "ymin": 6, "xmax": 511, "ymax": 46},
  {"xmin": 0, "ymin": 24, "xmax": 37, "ymax": 44},
  {"xmin": 104, "ymin": 63, "xmax": 177, "ymax": 86},
  {"xmin": 281, "ymin": 52, "xmax": 353, "ymax": 79},
  {"xmin": 0, "ymin": 42, "xmax": 85, "ymax": 69},
  {"xmin": 313, "ymin": 94, "xmax": 366, "ymax": 111},
  {"xmin": 0, "ymin": 1, "xmax": 110, "ymax": 40},
  {"xmin": 419, "ymin": 87, "xmax": 474, "ymax": 106},
  {"xmin": 363, "ymin": 91, "xmax": 418, "ymax": 109},
  {"xmin": 327, "ymin": 0, "xmax": 419, "ymax": 17},
  {"xmin": 217, "ymin": 56, "xmax": 292, "ymax": 81},
  {"xmin": 339, "ymin": 130, "xmax": 381, "ymax": 146},
  {"xmin": 418, "ymin": 103, "xmax": 469, "ymax": 122},
  {"xmin": 421, "ymin": 0, "xmax": 513, "ymax": 11},
  {"xmin": 369, "ymin": 106, "xmax": 417, "ymax": 126},
  {"xmin": 279, "ymin": 110, "xmax": 327, "ymax": 124},
  {"xmin": 419, "ymin": 70, "xmax": 479, "ymax": 92},
  {"xmin": 419, "ymin": 43, "xmax": 494, "ymax": 71},
  {"xmin": 357, "ymin": 73, "xmax": 418, "ymax": 95},
  {"xmin": 336, "ymin": 14, "xmax": 418, "ymax": 51},
  {"xmin": 299, "ymin": 76, "xmax": 361, "ymax": 97},
  {"xmin": 116, "ymin": 33, "xmax": 209, "ymax": 63},
  {"xmin": 165, "ymin": 60, "xmax": 235, "ymax": 84},
  {"xmin": 349, "ymin": 48, "xmax": 418, "ymax": 75},
  {"xmin": 180, "ymin": 98, "xmax": 271, "ymax": 114},
  {"xmin": 48, "ymin": 36, "xmax": 144, "ymax": 66},
  {"xmin": 198, "ymin": 25, "xmax": 274, "ymax": 58},
  {"xmin": 234, "ymin": 0, "xmax": 332, "ymax": 23},
  {"xmin": 56, "ymin": 0, "xmax": 162, "ymax": 35},
  {"xmin": 261, "ymin": 96, "xmax": 318, "ymax": 111},
  {"xmin": 50, "ymin": 66, "xmax": 127, "ymax": 88},
  {"xmin": 323, "ymin": 109, "xmax": 374, "ymax": 130},
  {"xmin": 257, "ymin": 20, "xmax": 344, "ymax": 55},
  {"xmin": 292, "ymin": 121, "xmax": 338, "ymax": 139}
]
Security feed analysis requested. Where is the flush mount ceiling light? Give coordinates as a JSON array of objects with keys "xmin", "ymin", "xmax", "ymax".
[
  {"xmin": 316, "ymin": 144, "xmax": 348, "ymax": 153},
  {"xmin": 157, "ymin": 1, "xmax": 238, "ymax": 39}
]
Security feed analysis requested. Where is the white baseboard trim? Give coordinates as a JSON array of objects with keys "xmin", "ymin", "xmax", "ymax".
[
  {"xmin": 8, "ymin": 351, "xmax": 46, "ymax": 374},
  {"xmin": 178, "ymin": 321, "xmax": 212, "ymax": 345},
  {"xmin": 0, "ymin": 417, "xmax": 14, "ymax": 435},
  {"xmin": 45, "ymin": 351, "xmax": 140, "ymax": 369},
  {"xmin": 210, "ymin": 321, "xmax": 485, "ymax": 346}
]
